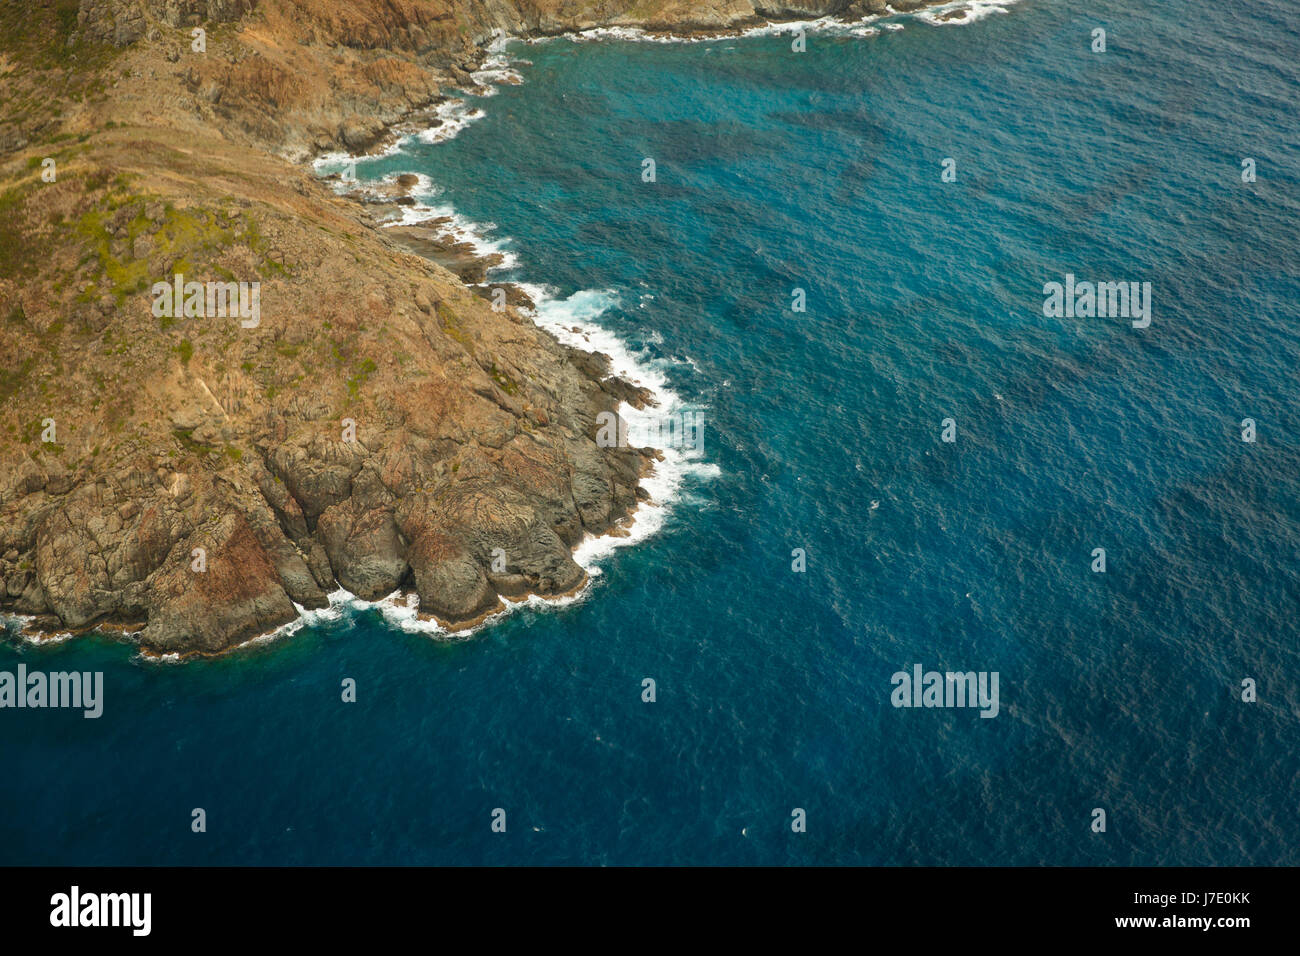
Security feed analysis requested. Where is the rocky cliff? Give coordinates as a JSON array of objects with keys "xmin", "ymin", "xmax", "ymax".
[{"xmin": 0, "ymin": 0, "xmax": 936, "ymax": 654}]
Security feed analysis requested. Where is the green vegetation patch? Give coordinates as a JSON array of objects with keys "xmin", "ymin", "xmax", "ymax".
[
  {"xmin": 172, "ymin": 427, "xmax": 217, "ymax": 457},
  {"xmin": 435, "ymin": 301, "xmax": 474, "ymax": 353},
  {"xmin": 487, "ymin": 363, "xmax": 520, "ymax": 396},
  {"xmin": 346, "ymin": 357, "xmax": 378, "ymax": 400}
]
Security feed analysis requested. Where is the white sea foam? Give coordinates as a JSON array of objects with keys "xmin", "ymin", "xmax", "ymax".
[
  {"xmin": 310, "ymin": 74, "xmax": 495, "ymax": 185},
  {"xmin": 1, "ymin": 612, "xmax": 76, "ymax": 645},
  {"xmin": 289, "ymin": 584, "xmax": 596, "ymax": 640},
  {"xmin": 279, "ymin": 596, "xmax": 347, "ymax": 636},
  {"xmin": 301, "ymin": 28, "xmax": 743, "ymax": 645},
  {"xmin": 513, "ymin": 282, "xmax": 719, "ymax": 572},
  {"xmin": 563, "ymin": 18, "xmax": 864, "ymax": 45},
  {"xmin": 309, "ymin": 129, "xmax": 409, "ymax": 173},
  {"xmin": 0, "ymin": 612, "xmax": 35, "ymax": 632},
  {"xmin": 468, "ymin": 31, "xmax": 526, "ymax": 90},
  {"xmin": 30, "ymin": 630, "xmax": 75, "ymax": 644},
  {"xmin": 484, "ymin": 27, "xmax": 511, "ymax": 55},
  {"xmin": 416, "ymin": 98, "xmax": 489, "ymax": 142},
  {"xmin": 311, "ymin": 87, "xmax": 513, "ymax": 273},
  {"xmin": 916, "ymin": 0, "xmax": 1022, "ymax": 26},
  {"xmin": 469, "ymin": 52, "xmax": 525, "ymax": 93},
  {"xmin": 384, "ymin": 172, "xmax": 519, "ymax": 273},
  {"xmin": 528, "ymin": 0, "xmax": 1021, "ymax": 46}
]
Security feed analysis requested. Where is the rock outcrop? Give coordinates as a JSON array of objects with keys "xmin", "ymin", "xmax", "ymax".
[{"xmin": 0, "ymin": 0, "xmax": 945, "ymax": 653}]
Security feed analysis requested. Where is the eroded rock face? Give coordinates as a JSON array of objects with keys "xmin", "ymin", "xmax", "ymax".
[
  {"xmin": 77, "ymin": 0, "xmax": 255, "ymax": 47},
  {"xmin": 318, "ymin": 500, "xmax": 408, "ymax": 599},
  {"xmin": 408, "ymin": 531, "xmax": 498, "ymax": 622},
  {"xmin": 146, "ymin": 0, "xmax": 257, "ymax": 29},
  {"xmin": 0, "ymin": 167, "xmax": 651, "ymax": 653},
  {"xmin": 140, "ymin": 511, "xmax": 300, "ymax": 654},
  {"xmin": 1, "ymin": 343, "xmax": 646, "ymax": 652}
]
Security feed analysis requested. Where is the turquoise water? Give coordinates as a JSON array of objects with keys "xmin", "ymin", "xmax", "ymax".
[{"xmin": 4, "ymin": 0, "xmax": 1299, "ymax": 865}]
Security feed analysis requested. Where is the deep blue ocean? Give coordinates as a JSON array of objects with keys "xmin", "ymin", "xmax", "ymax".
[{"xmin": 4, "ymin": 0, "xmax": 1299, "ymax": 865}]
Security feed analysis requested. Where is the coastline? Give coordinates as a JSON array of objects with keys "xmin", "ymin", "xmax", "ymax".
[
  {"xmin": 303, "ymin": 0, "xmax": 1022, "ymax": 162},
  {"xmin": 280, "ymin": 31, "xmax": 735, "ymax": 654},
  {"xmin": 0, "ymin": 0, "xmax": 1009, "ymax": 658},
  {"xmin": 293, "ymin": 0, "xmax": 1021, "ymax": 624}
]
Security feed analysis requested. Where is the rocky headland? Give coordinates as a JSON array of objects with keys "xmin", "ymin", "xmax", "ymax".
[{"xmin": 0, "ymin": 0, "xmax": 945, "ymax": 655}]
